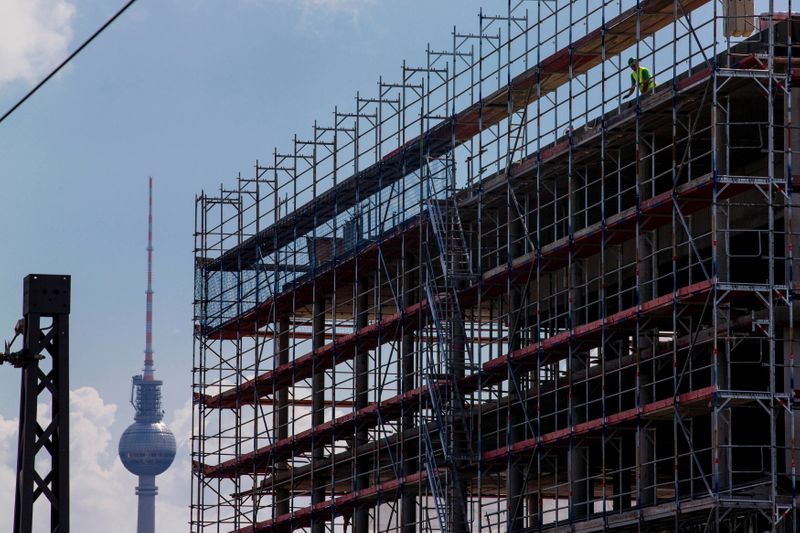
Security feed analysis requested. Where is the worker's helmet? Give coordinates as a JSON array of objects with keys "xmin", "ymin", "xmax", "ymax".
[{"xmin": 628, "ymin": 57, "xmax": 637, "ymax": 67}]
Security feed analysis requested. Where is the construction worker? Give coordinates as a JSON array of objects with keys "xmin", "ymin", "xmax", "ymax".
[{"xmin": 625, "ymin": 57, "xmax": 653, "ymax": 98}]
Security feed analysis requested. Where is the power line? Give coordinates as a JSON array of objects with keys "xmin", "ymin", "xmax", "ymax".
[{"xmin": 0, "ymin": 0, "xmax": 140, "ymax": 126}]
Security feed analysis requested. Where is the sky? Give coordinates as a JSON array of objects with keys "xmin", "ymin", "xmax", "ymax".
[{"xmin": 0, "ymin": 0, "xmax": 491, "ymax": 530}]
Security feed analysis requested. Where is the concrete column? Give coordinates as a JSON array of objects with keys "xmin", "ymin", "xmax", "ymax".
[
  {"xmin": 783, "ymin": 87, "xmax": 800, "ymax": 478},
  {"xmin": 311, "ymin": 296, "xmax": 326, "ymax": 533},
  {"xmin": 274, "ymin": 315, "xmax": 290, "ymax": 518},
  {"xmin": 506, "ymin": 458, "xmax": 525, "ymax": 532},
  {"xmin": 568, "ymin": 162, "xmax": 590, "ymax": 520},
  {"xmin": 451, "ymin": 297, "xmax": 470, "ymax": 533},
  {"xmin": 787, "ymin": 86, "xmax": 800, "ymax": 185},
  {"xmin": 136, "ymin": 474, "xmax": 156, "ymax": 533},
  {"xmin": 353, "ymin": 277, "xmax": 370, "ymax": 533},
  {"xmin": 526, "ymin": 493, "xmax": 540, "ymax": 529},
  {"xmin": 612, "ymin": 439, "xmax": 632, "ymax": 511},
  {"xmin": 637, "ymin": 134, "xmax": 657, "ymax": 302},
  {"xmin": 401, "ymin": 255, "xmax": 417, "ymax": 533},
  {"xmin": 716, "ymin": 97, "xmax": 730, "ymax": 282},
  {"xmin": 784, "ymin": 330, "xmax": 800, "ymax": 477},
  {"xmin": 713, "ymin": 97, "xmax": 731, "ymax": 495},
  {"xmin": 569, "ymin": 371, "xmax": 589, "ymax": 519},
  {"xmin": 637, "ymin": 426, "xmax": 656, "ymax": 507},
  {"xmin": 719, "ymin": 330, "xmax": 731, "ymax": 494},
  {"xmin": 506, "ymin": 216, "xmax": 525, "ymax": 532},
  {"xmin": 637, "ymin": 135, "xmax": 657, "ymax": 508}
]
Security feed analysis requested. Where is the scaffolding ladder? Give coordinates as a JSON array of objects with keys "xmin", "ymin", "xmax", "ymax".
[{"xmin": 419, "ymin": 157, "xmax": 476, "ymax": 532}]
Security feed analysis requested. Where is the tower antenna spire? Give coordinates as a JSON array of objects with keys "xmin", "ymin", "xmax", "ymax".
[{"xmin": 144, "ymin": 176, "xmax": 154, "ymax": 380}]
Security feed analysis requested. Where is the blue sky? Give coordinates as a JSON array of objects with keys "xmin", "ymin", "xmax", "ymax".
[{"xmin": 0, "ymin": 0, "xmax": 490, "ymax": 529}]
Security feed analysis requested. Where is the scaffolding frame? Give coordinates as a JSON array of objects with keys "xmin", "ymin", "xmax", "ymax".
[{"xmin": 192, "ymin": 1, "xmax": 800, "ymax": 531}]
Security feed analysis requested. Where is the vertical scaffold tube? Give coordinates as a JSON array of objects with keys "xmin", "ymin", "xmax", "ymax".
[
  {"xmin": 274, "ymin": 315, "xmax": 290, "ymax": 518},
  {"xmin": 311, "ymin": 296, "xmax": 326, "ymax": 533},
  {"xmin": 353, "ymin": 276, "xmax": 370, "ymax": 533},
  {"xmin": 402, "ymin": 252, "xmax": 417, "ymax": 533}
]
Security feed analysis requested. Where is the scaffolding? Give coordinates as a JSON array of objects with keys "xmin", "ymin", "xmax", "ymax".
[{"xmin": 191, "ymin": 1, "xmax": 800, "ymax": 531}]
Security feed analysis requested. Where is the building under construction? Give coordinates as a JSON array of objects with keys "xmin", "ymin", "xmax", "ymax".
[{"xmin": 192, "ymin": 1, "xmax": 800, "ymax": 531}]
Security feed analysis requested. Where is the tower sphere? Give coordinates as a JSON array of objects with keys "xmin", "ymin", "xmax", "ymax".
[{"xmin": 118, "ymin": 421, "xmax": 176, "ymax": 476}]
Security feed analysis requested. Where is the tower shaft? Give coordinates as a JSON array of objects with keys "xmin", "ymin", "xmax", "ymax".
[{"xmin": 136, "ymin": 475, "xmax": 157, "ymax": 533}]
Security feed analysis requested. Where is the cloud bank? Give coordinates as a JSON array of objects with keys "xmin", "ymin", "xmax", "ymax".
[
  {"xmin": 0, "ymin": 0, "xmax": 75, "ymax": 86},
  {"xmin": 293, "ymin": 0, "xmax": 375, "ymax": 14},
  {"xmin": 254, "ymin": 0, "xmax": 376, "ymax": 24}
]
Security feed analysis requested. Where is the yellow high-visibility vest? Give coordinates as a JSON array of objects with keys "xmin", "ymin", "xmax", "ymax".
[{"xmin": 630, "ymin": 66, "xmax": 653, "ymax": 93}]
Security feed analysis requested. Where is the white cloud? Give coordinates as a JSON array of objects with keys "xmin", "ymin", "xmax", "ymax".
[
  {"xmin": 155, "ymin": 398, "xmax": 193, "ymax": 530},
  {"xmin": 0, "ymin": 0, "xmax": 75, "ymax": 86},
  {"xmin": 0, "ymin": 387, "xmax": 190, "ymax": 533},
  {"xmin": 69, "ymin": 387, "xmax": 135, "ymax": 527},
  {"xmin": 294, "ymin": 0, "xmax": 375, "ymax": 14},
  {"xmin": 252, "ymin": 0, "xmax": 375, "ymax": 24},
  {"xmin": 0, "ymin": 417, "xmax": 17, "ymax": 519}
]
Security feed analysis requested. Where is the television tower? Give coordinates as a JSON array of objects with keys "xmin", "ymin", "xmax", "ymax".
[{"xmin": 118, "ymin": 177, "xmax": 176, "ymax": 533}]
